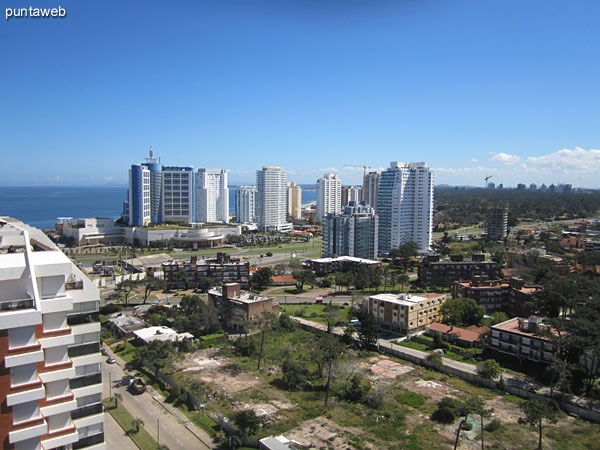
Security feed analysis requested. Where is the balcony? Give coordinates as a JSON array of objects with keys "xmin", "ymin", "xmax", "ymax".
[
  {"xmin": 73, "ymin": 432, "xmax": 104, "ymax": 449},
  {"xmin": 67, "ymin": 313, "xmax": 100, "ymax": 327},
  {"xmin": 1, "ymin": 297, "xmax": 35, "ymax": 312},
  {"xmin": 68, "ymin": 343, "xmax": 100, "ymax": 358},
  {"xmin": 70, "ymin": 373, "xmax": 102, "ymax": 390},
  {"xmin": 71, "ymin": 402, "xmax": 103, "ymax": 420}
]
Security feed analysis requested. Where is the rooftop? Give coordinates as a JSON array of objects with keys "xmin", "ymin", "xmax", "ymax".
[
  {"xmin": 370, "ymin": 292, "xmax": 445, "ymax": 306},
  {"xmin": 428, "ymin": 323, "xmax": 488, "ymax": 343},
  {"xmin": 492, "ymin": 317, "xmax": 559, "ymax": 339},
  {"xmin": 309, "ymin": 256, "xmax": 379, "ymax": 264}
]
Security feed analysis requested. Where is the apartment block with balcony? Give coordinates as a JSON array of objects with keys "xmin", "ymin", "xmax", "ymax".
[
  {"xmin": 418, "ymin": 254, "xmax": 497, "ymax": 286},
  {"xmin": 490, "ymin": 316, "xmax": 556, "ymax": 364},
  {"xmin": 0, "ymin": 217, "xmax": 105, "ymax": 450},
  {"xmin": 163, "ymin": 252, "xmax": 250, "ymax": 289},
  {"xmin": 368, "ymin": 292, "xmax": 447, "ymax": 335},
  {"xmin": 208, "ymin": 283, "xmax": 279, "ymax": 332}
]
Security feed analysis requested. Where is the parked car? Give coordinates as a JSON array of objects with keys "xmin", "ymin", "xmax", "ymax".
[
  {"xmin": 106, "ymin": 357, "xmax": 116, "ymax": 364},
  {"xmin": 100, "ymin": 348, "xmax": 108, "ymax": 356}
]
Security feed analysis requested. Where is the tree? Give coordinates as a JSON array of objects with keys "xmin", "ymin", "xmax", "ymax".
[
  {"xmin": 355, "ymin": 305, "xmax": 380, "ymax": 348},
  {"xmin": 116, "ymin": 279, "xmax": 139, "ymax": 305},
  {"xmin": 281, "ymin": 356, "xmax": 308, "ymax": 390},
  {"xmin": 518, "ymin": 400, "xmax": 559, "ymax": 450},
  {"xmin": 174, "ymin": 270, "xmax": 188, "ymax": 290},
  {"xmin": 470, "ymin": 396, "xmax": 492, "ymax": 450},
  {"xmin": 251, "ymin": 267, "xmax": 273, "ymax": 290},
  {"xmin": 111, "ymin": 393, "xmax": 122, "ymax": 409},
  {"xmin": 233, "ymin": 409, "xmax": 261, "ymax": 437},
  {"xmin": 131, "ymin": 417, "xmax": 144, "ymax": 433},
  {"xmin": 390, "ymin": 242, "xmax": 419, "ymax": 272},
  {"xmin": 476, "ymin": 359, "xmax": 502, "ymax": 381},
  {"xmin": 343, "ymin": 373, "xmax": 371, "ymax": 402},
  {"xmin": 293, "ymin": 269, "xmax": 316, "ymax": 291},
  {"xmin": 440, "ymin": 298, "xmax": 484, "ymax": 326},
  {"xmin": 256, "ymin": 312, "xmax": 275, "ymax": 370},
  {"xmin": 321, "ymin": 333, "xmax": 345, "ymax": 406},
  {"xmin": 324, "ymin": 305, "xmax": 342, "ymax": 333},
  {"xmin": 396, "ymin": 273, "xmax": 410, "ymax": 293},
  {"xmin": 142, "ymin": 277, "xmax": 166, "ymax": 304},
  {"xmin": 382, "ymin": 265, "xmax": 390, "ymax": 292},
  {"xmin": 196, "ymin": 276, "xmax": 215, "ymax": 293}
]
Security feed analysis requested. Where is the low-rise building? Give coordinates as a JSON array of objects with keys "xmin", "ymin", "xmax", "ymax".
[
  {"xmin": 208, "ymin": 283, "xmax": 279, "ymax": 332},
  {"xmin": 61, "ymin": 217, "xmax": 124, "ymax": 245},
  {"xmin": 163, "ymin": 252, "xmax": 250, "ymax": 289},
  {"xmin": 368, "ymin": 292, "xmax": 447, "ymax": 334},
  {"xmin": 426, "ymin": 323, "xmax": 489, "ymax": 348},
  {"xmin": 305, "ymin": 255, "xmax": 381, "ymax": 276},
  {"xmin": 508, "ymin": 278, "xmax": 543, "ymax": 317},
  {"xmin": 107, "ymin": 315, "xmax": 146, "ymax": 339},
  {"xmin": 418, "ymin": 254, "xmax": 497, "ymax": 286},
  {"xmin": 452, "ymin": 276, "xmax": 510, "ymax": 313},
  {"xmin": 133, "ymin": 326, "xmax": 194, "ymax": 344},
  {"xmin": 490, "ymin": 316, "xmax": 557, "ymax": 364}
]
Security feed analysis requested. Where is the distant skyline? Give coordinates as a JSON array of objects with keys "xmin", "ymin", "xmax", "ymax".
[{"xmin": 2, "ymin": 1, "xmax": 600, "ymax": 188}]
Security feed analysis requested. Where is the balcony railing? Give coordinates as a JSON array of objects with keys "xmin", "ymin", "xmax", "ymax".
[
  {"xmin": 72, "ymin": 432, "xmax": 104, "ymax": 449},
  {"xmin": 70, "ymin": 373, "xmax": 102, "ymax": 390},
  {"xmin": 0, "ymin": 298, "xmax": 35, "ymax": 312},
  {"xmin": 71, "ymin": 402, "xmax": 102, "ymax": 420},
  {"xmin": 67, "ymin": 313, "xmax": 99, "ymax": 326},
  {"xmin": 68, "ymin": 342, "xmax": 100, "ymax": 358}
]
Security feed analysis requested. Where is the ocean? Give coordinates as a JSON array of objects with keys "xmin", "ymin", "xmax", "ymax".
[{"xmin": 0, "ymin": 186, "xmax": 317, "ymax": 229}]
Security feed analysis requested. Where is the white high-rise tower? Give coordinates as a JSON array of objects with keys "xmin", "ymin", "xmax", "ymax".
[
  {"xmin": 196, "ymin": 169, "xmax": 229, "ymax": 223},
  {"xmin": 316, "ymin": 173, "xmax": 342, "ymax": 223},
  {"xmin": 377, "ymin": 162, "xmax": 433, "ymax": 254},
  {"xmin": 256, "ymin": 167, "xmax": 292, "ymax": 232}
]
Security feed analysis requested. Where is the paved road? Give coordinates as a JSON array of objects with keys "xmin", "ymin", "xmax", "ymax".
[{"xmin": 102, "ymin": 349, "xmax": 213, "ymax": 450}]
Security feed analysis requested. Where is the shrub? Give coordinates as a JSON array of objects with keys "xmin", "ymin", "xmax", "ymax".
[
  {"xmin": 462, "ymin": 422, "xmax": 473, "ymax": 431},
  {"xmin": 485, "ymin": 419, "xmax": 502, "ymax": 432},
  {"xmin": 266, "ymin": 252, "xmax": 273, "ymax": 257},
  {"xmin": 343, "ymin": 374, "xmax": 371, "ymax": 403}
]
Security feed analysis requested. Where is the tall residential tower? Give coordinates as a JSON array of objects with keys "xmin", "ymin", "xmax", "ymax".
[
  {"xmin": 316, "ymin": 173, "xmax": 342, "ymax": 223},
  {"xmin": 196, "ymin": 169, "xmax": 229, "ymax": 223},
  {"xmin": 377, "ymin": 162, "xmax": 433, "ymax": 255},
  {"xmin": 0, "ymin": 218, "xmax": 105, "ymax": 450},
  {"xmin": 256, "ymin": 167, "xmax": 292, "ymax": 232}
]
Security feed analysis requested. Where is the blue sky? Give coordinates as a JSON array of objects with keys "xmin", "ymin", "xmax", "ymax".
[{"xmin": 1, "ymin": 1, "xmax": 599, "ymax": 187}]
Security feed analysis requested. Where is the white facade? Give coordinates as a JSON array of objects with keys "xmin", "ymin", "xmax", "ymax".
[
  {"xmin": 0, "ymin": 217, "xmax": 105, "ymax": 450},
  {"xmin": 316, "ymin": 173, "xmax": 342, "ymax": 223},
  {"xmin": 161, "ymin": 167, "xmax": 195, "ymax": 223},
  {"xmin": 235, "ymin": 185, "xmax": 257, "ymax": 223},
  {"xmin": 61, "ymin": 218, "xmax": 124, "ymax": 246},
  {"xmin": 127, "ymin": 165, "xmax": 151, "ymax": 226},
  {"xmin": 196, "ymin": 169, "xmax": 229, "ymax": 224},
  {"xmin": 286, "ymin": 182, "xmax": 302, "ymax": 221},
  {"xmin": 256, "ymin": 167, "xmax": 292, "ymax": 232},
  {"xmin": 377, "ymin": 162, "xmax": 434, "ymax": 254}
]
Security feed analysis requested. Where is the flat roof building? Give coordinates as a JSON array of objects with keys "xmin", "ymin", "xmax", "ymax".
[{"xmin": 368, "ymin": 292, "xmax": 446, "ymax": 335}]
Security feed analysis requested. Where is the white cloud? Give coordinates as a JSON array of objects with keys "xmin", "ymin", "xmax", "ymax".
[
  {"xmin": 524, "ymin": 147, "xmax": 600, "ymax": 174},
  {"xmin": 490, "ymin": 152, "xmax": 521, "ymax": 165},
  {"xmin": 471, "ymin": 158, "xmax": 479, "ymax": 163},
  {"xmin": 319, "ymin": 167, "xmax": 339, "ymax": 173}
]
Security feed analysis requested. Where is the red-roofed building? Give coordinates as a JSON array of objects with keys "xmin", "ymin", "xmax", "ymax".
[
  {"xmin": 559, "ymin": 236, "xmax": 584, "ymax": 250},
  {"xmin": 426, "ymin": 323, "xmax": 489, "ymax": 348},
  {"xmin": 490, "ymin": 316, "xmax": 559, "ymax": 364},
  {"xmin": 270, "ymin": 275, "xmax": 297, "ymax": 286}
]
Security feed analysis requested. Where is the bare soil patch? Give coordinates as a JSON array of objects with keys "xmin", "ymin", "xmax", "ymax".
[{"xmin": 286, "ymin": 416, "xmax": 369, "ymax": 450}]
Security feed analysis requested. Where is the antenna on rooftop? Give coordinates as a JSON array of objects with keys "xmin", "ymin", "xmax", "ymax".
[{"xmin": 149, "ymin": 146, "xmax": 153, "ymax": 158}]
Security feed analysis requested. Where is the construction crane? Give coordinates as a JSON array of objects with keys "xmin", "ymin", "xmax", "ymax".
[{"xmin": 344, "ymin": 164, "xmax": 372, "ymax": 177}]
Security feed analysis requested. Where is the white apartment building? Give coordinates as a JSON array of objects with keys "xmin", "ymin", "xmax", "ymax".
[
  {"xmin": 286, "ymin": 182, "xmax": 302, "ymax": 221},
  {"xmin": 316, "ymin": 173, "xmax": 342, "ymax": 223},
  {"xmin": 235, "ymin": 186, "xmax": 257, "ymax": 223},
  {"xmin": 196, "ymin": 169, "xmax": 229, "ymax": 224},
  {"xmin": 377, "ymin": 162, "xmax": 434, "ymax": 255},
  {"xmin": 161, "ymin": 166, "xmax": 195, "ymax": 223},
  {"xmin": 256, "ymin": 167, "xmax": 292, "ymax": 232},
  {"xmin": 0, "ymin": 217, "xmax": 105, "ymax": 450}
]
